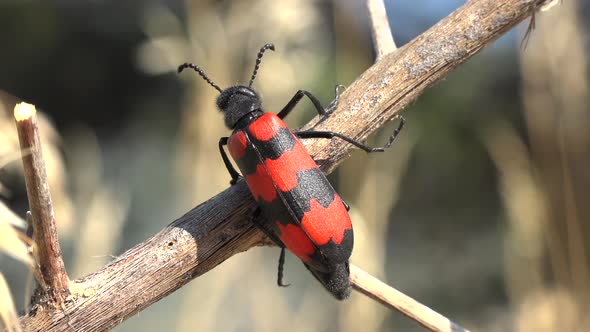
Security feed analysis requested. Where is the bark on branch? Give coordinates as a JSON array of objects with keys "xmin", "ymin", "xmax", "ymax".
[{"xmin": 18, "ymin": 0, "xmax": 551, "ymax": 331}]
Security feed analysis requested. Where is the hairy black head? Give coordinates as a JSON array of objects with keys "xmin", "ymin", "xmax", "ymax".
[
  {"xmin": 216, "ymin": 86, "xmax": 262, "ymax": 129},
  {"xmin": 178, "ymin": 43, "xmax": 275, "ymax": 129},
  {"xmin": 304, "ymin": 261, "xmax": 351, "ymax": 300}
]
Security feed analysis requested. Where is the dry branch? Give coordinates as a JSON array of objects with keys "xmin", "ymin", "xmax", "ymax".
[
  {"xmin": 14, "ymin": 103, "xmax": 70, "ymax": 306},
  {"xmin": 18, "ymin": 0, "xmax": 552, "ymax": 331}
]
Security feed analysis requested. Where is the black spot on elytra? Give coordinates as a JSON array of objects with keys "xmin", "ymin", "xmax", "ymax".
[
  {"xmin": 287, "ymin": 168, "xmax": 337, "ymax": 211},
  {"xmin": 315, "ymin": 229, "xmax": 353, "ymax": 264}
]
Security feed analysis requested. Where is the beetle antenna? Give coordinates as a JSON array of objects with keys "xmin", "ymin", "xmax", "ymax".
[
  {"xmin": 178, "ymin": 63, "xmax": 223, "ymax": 93},
  {"xmin": 249, "ymin": 43, "xmax": 275, "ymax": 87}
]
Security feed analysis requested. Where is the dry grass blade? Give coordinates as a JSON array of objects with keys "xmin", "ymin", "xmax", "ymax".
[
  {"xmin": 0, "ymin": 149, "xmax": 31, "ymax": 173},
  {"xmin": 0, "ymin": 204, "xmax": 33, "ymax": 267},
  {"xmin": 519, "ymin": 0, "xmax": 590, "ymax": 323},
  {"xmin": 350, "ymin": 264, "xmax": 470, "ymax": 332},
  {"xmin": 0, "ymin": 202, "xmax": 27, "ymax": 230},
  {"xmin": 0, "ymin": 273, "xmax": 23, "ymax": 332},
  {"xmin": 541, "ymin": 0, "xmax": 561, "ymax": 11}
]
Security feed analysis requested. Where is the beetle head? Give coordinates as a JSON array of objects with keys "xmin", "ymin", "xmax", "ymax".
[
  {"xmin": 216, "ymin": 86, "xmax": 261, "ymax": 128},
  {"xmin": 178, "ymin": 43, "xmax": 275, "ymax": 129}
]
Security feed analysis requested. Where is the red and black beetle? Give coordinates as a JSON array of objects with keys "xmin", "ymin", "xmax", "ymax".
[{"xmin": 178, "ymin": 43, "xmax": 404, "ymax": 300}]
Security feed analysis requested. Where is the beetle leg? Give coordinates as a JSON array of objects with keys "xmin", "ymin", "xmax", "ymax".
[
  {"xmin": 251, "ymin": 208, "xmax": 290, "ymax": 287},
  {"xmin": 325, "ymin": 84, "xmax": 345, "ymax": 114},
  {"xmin": 277, "ymin": 85, "xmax": 343, "ymax": 120},
  {"xmin": 277, "ymin": 247, "xmax": 290, "ymax": 287},
  {"xmin": 251, "ymin": 209, "xmax": 284, "ymax": 246},
  {"xmin": 219, "ymin": 137, "xmax": 241, "ymax": 185},
  {"xmin": 341, "ymin": 198, "xmax": 350, "ymax": 212},
  {"xmin": 295, "ymin": 115, "xmax": 405, "ymax": 153}
]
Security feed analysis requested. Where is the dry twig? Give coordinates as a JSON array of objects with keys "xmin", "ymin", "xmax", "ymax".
[
  {"xmin": 16, "ymin": 0, "xmax": 554, "ymax": 331},
  {"xmin": 367, "ymin": 0, "xmax": 397, "ymax": 60},
  {"xmin": 350, "ymin": 264, "xmax": 469, "ymax": 332},
  {"xmin": 14, "ymin": 103, "xmax": 70, "ymax": 305}
]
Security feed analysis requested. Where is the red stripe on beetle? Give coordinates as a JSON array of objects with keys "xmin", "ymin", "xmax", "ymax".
[
  {"xmin": 246, "ymin": 163, "xmax": 277, "ymax": 202},
  {"xmin": 301, "ymin": 194, "xmax": 351, "ymax": 246},
  {"xmin": 277, "ymin": 222, "xmax": 315, "ymax": 262},
  {"xmin": 228, "ymin": 131, "xmax": 247, "ymax": 159},
  {"xmin": 264, "ymin": 141, "xmax": 318, "ymax": 192},
  {"xmin": 249, "ymin": 113, "xmax": 287, "ymax": 141}
]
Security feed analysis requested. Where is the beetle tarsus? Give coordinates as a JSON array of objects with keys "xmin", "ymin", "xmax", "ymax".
[
  {"xmin": 341, "ymin": 198, "xmax": 350, "ymax": 212},
  {"xmin": 277, "ymin": 248, "xmax": 290, "ymax": 287},
  {"xmin": 325, "ymin": 84, "xmax": 345, "ymax": 115}
]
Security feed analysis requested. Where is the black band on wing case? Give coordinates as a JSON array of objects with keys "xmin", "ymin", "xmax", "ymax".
[
  {"xmin": 255, "ymin": 168, "xmax": 336, "ymax": 224},
  {"xmin": 315, "ymin": 229, "xmax": 353, "ymax": 264},
  {"xmin": 248, "ymin": 127, "xmax": 297, "ymax": 161},
  {"xmin": 233, "ymin": 128, "xmax": 297, "ymax": 175},
  {"xmin": 233, "ymin": 139, "xmax": 261, "ymax": 176},
  {"xmin": 287, "ymin": 168, "xmax": 337, "ymax": 211}
]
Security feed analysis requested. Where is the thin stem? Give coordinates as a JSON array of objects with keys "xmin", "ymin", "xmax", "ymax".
[
  {"xmin": 350, "ymin": 264, "xmax": 470, "ymax": 332},
  {"xmin": 14, "ymin": 102, "xmax": 69, "ymax": 305},
  {"xmin": 367, "ymin": 0, "xmax": 397, "ymax": 60}
]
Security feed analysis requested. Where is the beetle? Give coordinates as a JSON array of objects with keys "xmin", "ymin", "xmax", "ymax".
[{"xmin": 178, "ymin": 43, "xmax": 404, "ymax": 300}]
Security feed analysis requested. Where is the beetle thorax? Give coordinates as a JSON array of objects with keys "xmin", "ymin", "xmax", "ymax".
[{"xmin": 216, "ymin": 86, "xmax": 262, "ymax": 129}]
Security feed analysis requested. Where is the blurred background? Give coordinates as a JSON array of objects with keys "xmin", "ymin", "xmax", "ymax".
[{"xmin": 1, "ymin": 0, "xmax": 589, "ymax": 331}]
